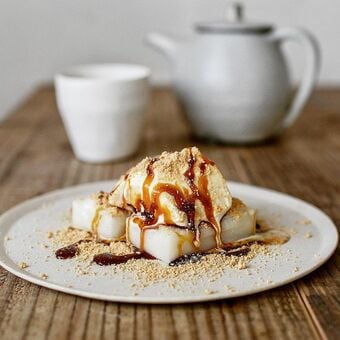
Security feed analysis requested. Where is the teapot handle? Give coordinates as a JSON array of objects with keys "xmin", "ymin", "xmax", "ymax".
[{"xmin": 270, "ymin": 27, "xmax": 321, "ymax": 134}]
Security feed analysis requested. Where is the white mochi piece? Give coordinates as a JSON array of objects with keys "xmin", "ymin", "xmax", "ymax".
[
  {"xmin": 72, "ymin": 196, "xmax": 127, "ymax": 240},
  {"xmin": 127, "ymin": 217, "xmax": 196, "ymax": 264},
  {"xmin": 97, "ymin": 210, "xmax": 127, "ymax": 241},
  {"xmin": 72, "ymin": 197, "xmax": 97, "ymax": 231},
  {"xmin": 126, "ymin": 201, "xmax": 256, "ymax": 264},
  {"xmin": 72, "ymin": 194, "xmax": 256, "ymax": 264},
  {"xmin": 221, "ymin": 207, "xmax": 256, "ymax": 242}
]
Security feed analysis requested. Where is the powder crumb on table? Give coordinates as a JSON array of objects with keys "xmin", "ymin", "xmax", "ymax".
[
  {"xmin": 40, "ymin": 273, "xmax": 48, "ymax": 280},
  {"xmin": 304, "ymin": 232, "xmax": 313, "ymax": 238}
]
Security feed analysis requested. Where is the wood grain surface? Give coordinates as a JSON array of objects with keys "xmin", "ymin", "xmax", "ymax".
[{"xmin": 0, "ymin": 86, "xmax": 339, "ymax": 340}]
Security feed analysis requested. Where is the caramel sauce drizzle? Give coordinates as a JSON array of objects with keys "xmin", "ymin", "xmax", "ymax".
[
  {"xmin": 175, "ymin": 231, "xmax": 195, "ymax": 257},
  {"xmin": 91, "ymin": 207, "xmax": 103, "ymax": 238},
  {"xmin": 133, "ymin": 148, "xmax": 223, "ymax": 251},
  {"xmin": 89, "ymin": 191, "xmax": 108, "ymax": 238}
]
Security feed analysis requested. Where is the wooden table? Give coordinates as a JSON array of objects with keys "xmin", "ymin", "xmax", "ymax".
[{"xmin": 0, "ymin": 86, "xmax": 339, "ymax": 340}]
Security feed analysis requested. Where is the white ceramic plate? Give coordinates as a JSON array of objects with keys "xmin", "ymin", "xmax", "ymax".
[{"xmin": 0, "ymin": 181, "xmax": 337, "ymax": 304}]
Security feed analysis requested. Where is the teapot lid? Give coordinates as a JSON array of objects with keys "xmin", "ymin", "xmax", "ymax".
[{"xmin": 195, "ymin": 2, "xmax": 272, "ymax": 34}]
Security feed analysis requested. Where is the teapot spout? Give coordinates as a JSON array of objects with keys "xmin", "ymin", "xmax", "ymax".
[{"xmin": 145, "ymin": 32, "xmax": 179, "ymax": 61}]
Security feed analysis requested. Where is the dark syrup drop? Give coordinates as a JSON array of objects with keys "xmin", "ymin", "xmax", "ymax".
[
  {"xmin": 169, "ymin": 246, "xmax": 251, "ymax": 266},
  {"xmin": 169, "ymin": 253, "xmax": 205, "ymax": 266},
  {"xmin": 55, "ymin": 243, "xmax": 79, "ymax": 259},
  {"xmin": 93, "ymin": 252, "xmax": 155, "ymax": 266}
]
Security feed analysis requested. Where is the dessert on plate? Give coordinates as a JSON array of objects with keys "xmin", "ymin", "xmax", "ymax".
[{"xmin": 70, "ymin": 147, "xmax": 258, "ymax": 264}]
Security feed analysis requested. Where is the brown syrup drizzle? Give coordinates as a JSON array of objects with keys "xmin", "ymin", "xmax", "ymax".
[
  {"xmin": 55, "ymin": 239, "xmax": 91, "ymax": 259},
  {"xmin": 55, "ymin": 238, "xmax": 100, "ymax": 259},
  {"xmin": 169, "ymin": 246, "xmax": 251, "ymax": 266},
  {"xmin": 93, "ymin": 251, "xmax": 155, "ymax": 266},
  {"xmin": 55, "ymin": 224, "xmax": 288, "ymax": 266},
  {"xmin": 55, "ymin": 243, "xmax": 79, "ymax": 259},
  {"xmin": 133, "ymin": 148, "xmax": 222, "ymax": 251},
  {"xmin": 55, "ymin": 239, "xmax": 250, "ymax": 266},
  {"xmin": 55, "ymin": 151, "xmax": 290, "ymax": 266},
  {"xmin": 55, "ymin": 240, "xmax": 155, "ymax": 265}
]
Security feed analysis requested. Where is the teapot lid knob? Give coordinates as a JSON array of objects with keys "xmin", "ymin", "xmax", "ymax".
[
  {"xmin": 195, "ymin": 1, "xmax": 272, "ymax": 34},
  {"xmin": 226, "ymin": 2, "xmax": 244, "ymax": 22}
]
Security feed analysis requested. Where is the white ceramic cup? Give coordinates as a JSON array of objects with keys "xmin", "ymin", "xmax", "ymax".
[{"xmin": 55, "ymin": 64, "xmax": 150, "ymax": 163}]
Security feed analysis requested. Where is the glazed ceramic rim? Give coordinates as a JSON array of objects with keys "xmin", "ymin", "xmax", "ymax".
[{"xmin": 55, "ymin": 63, "xmax": 150, "ymax": 84}]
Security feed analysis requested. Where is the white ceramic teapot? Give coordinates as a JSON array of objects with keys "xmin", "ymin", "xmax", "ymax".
[{"xmin": 146, "ymin": 3, "xmax": 320, "ymax": 143}]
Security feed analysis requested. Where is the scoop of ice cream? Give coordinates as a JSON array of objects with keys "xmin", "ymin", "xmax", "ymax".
[{"xmin": 109, "ymin": 147, "xmax": 232, "ymax": 245}]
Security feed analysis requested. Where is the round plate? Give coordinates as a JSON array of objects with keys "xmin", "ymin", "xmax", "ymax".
[{"xmin": 0, "ymin": 181, "xmax": 337, "ymax": 304}]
